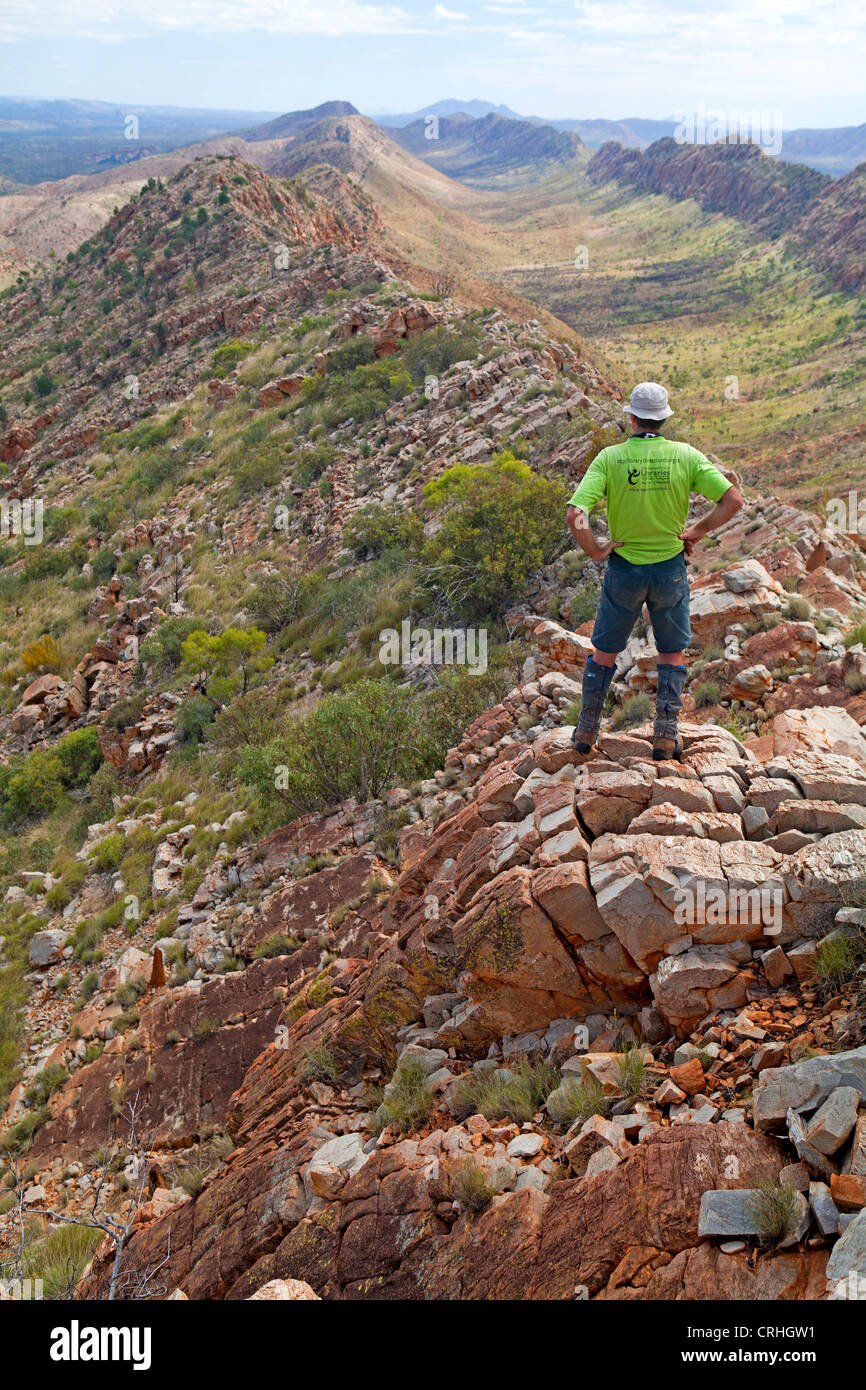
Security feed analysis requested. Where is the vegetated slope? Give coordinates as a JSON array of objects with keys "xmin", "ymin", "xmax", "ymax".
[
  {"xmin": 477, "ymin": 151, "xmax": 866, "ymax": 495},
  {"xmin": 4, "ymin": 110, "xmax": 865, "ymax": 503},
  {"xmin": 251, "ymin": 117, "xmax": 866, "ymax": 496},
  {"xmin": 0, "ymin": 146, "xmax": 622, "ymax": 1204},
  {"xmin": 587, "ymin": 138, "xmax": 830, "ymax": 240},
  {"xmin": 389, "ymin": 113, "xmax": 586, "ymax": 187},
  {"xmin": 793, "ymin": 162, "xmax": 866, "ymax": 294}
]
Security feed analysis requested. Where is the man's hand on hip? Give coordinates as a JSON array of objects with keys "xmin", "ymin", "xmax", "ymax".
[
  {"xmin": 680, "ymin": 526, "xmax": 703, "ymax": 558},
  {"xmin": 591, "ymin": 539, "xmax": 624, "ymax": 562}
]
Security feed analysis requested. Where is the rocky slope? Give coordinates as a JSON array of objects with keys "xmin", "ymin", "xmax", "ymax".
[
  {"xmin": 56, "ymin": 655, "xmax": 866, "ymax": 1301},
  {"xmin": 3, "ymin": 546, "xmax": 866, "ymax": 1298},
  {"xmin": 389, "ymin": 114, "xmax": 585, "ymax": 187},
  {"xmin": 587, "ymin": 138, "xmax": 866, "ymax": 294}
]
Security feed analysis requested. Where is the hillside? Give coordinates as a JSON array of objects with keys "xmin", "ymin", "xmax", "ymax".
[
  {"xmin": 0, "ymin": 143, "xmax": 864, "ymax": 1304},
  {"xmin": 388, "ymin": 113, "xmax": 586, "ymax": 188},
  {"xmin": 3, "ymin": 105, "xmax": 866, "ymax": 507},
  {"xmin": 242, "ymin": 101, "xmax": 360, "ymax": 143},
  {"xmin": 586, "ymin": 138, "xmax": 831, "ymax": 240}
]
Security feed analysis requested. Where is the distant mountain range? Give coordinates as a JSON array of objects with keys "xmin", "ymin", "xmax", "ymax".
[
  {"xmin": 373, "ymin": 98, "xmax": 525, "ymax": 126},
  {"xmin": 1, "ymin": 94, "xmax": 865, "ymax": 191},
  {"xmin": 372, "ymin": 99, "xmax": 866, "ymax": 175},
  {"xmin": 0, "ymin": 95, "xmax": 281, "ymax": 184}
]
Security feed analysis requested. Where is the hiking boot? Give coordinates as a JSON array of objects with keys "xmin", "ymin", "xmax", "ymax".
[
  {"xmin": 652, "ymin": 732, "xmax": 681, "ymax": 761},
  {"xmin": 653, "ymin": 663, "xmax": 688, "ymax": 761},
  {"xmin": 571, "ymin": 727, "xmax": 598, "ymax": 761},
  {"xmin": 572, "ymin": 656, "xmax": 616, "ymax": 762}
]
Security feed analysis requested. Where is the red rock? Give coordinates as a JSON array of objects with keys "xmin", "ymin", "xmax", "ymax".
[
  {"xmin": 830, "ymin": 1174, "xmax": 866, "ymax": 1211},
  {"xmin": 20, "ymin": 673, "xmax": 65, "ymax": 705},
  {"xmin": 669, "ymin": 1057, "xmax": 706, "ymax": 1094}
]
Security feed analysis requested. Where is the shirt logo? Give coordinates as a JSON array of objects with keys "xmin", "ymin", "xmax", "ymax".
[{"xmin": 627, "ymin": 468, "xmax": 641, "ymax": 485}]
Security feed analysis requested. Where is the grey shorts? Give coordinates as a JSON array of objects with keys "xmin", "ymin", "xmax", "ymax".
[{"xmin": 592, "ymin": 550, "xmax": 691, "ymax": 654}]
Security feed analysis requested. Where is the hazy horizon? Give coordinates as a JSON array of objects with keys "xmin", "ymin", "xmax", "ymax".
[{"xmin": 0, "ymin": 1, "xmax": 862, "ymax": 129}]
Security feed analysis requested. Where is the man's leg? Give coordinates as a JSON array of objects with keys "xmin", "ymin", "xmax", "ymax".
[
  {"xmin": 654, "ymin": 652, "xmax": 688, "ymax": 760},
  {"xmin": 572, "ymin": 646, "xmax": 619, "ymax": 758},
  {"xmin": 646, "ymin": 552, "xmax": 692, "ymax": 762}
]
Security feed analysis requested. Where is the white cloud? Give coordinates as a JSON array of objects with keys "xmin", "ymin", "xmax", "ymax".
[{"xmin": 0, "ymin": 0, "xmax": 427, "ymax": 41}]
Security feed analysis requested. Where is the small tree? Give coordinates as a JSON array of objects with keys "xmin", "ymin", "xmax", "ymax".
[
  {"xmin": 239, "ymin": 677, "xmax": 423, "ymax": 819},
  {"xmin": 181, "ymin": 626, "xmax": 273, "ymax": 702},
  {"xmin": 3, "ymin": 1094, "xmax": 171, "ymax": 1300},
  {"xmin": 418, "ymin": 450, "xmax": 569, "ymax": 620}
]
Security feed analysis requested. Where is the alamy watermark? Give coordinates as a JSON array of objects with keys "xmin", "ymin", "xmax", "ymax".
[
  {"xmin": 0, "ymin": 498, "xmax": 43, "ymax": 545},
  {"xmin": 828, "ymin": 1270, "xmax": 866, "ymax": 1300},
  {"xmin": 674, "ymin": 103, "xmax": 783, "ymax": 158},
  {"xmin": 826, "ymin": 490, "xmax": 866, "ymax": 535},
  {"xmin": 674, "ymin": 882, "xmax": 783, "ymax": 936},
  {"xmin": 1, "ymin": 1276, "xmax": 43, "ymax": 1299},
  {"xmin": 379, "ymin": 620, "xmax": 488, "ymax": 676}
]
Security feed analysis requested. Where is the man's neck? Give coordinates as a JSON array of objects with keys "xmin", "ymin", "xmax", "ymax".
[{"xmin": 631, "ymin": 430, "xmax": 660, "ymax": 438}]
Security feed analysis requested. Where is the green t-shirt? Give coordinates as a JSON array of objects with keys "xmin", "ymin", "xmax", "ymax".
[{"xmin": 568, "ymin": 436, "xmax": 732, "ymax": 565}]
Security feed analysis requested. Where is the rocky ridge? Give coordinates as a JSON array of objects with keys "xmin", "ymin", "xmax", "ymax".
[{"xmin": 3, "ymin": 599, "xmax": 865, "ymax": 1299}]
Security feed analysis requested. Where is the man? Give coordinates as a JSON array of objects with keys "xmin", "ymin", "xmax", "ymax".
[{"xmin": 566, "ymin": 381, "xmax": 743, "ymax": 761}]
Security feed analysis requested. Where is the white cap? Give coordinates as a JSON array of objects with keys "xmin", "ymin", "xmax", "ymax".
[{"xmin": 623, "ymin": 381, "xmax": 673, "ymax": 420}]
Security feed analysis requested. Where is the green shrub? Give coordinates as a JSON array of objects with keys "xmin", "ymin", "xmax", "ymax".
[
  {"xmin": 399, "ymin": 324, "xmax": 482, "ymax": 383},
  {"xmin": 55, "ymin": 727, "xmax": 102, "ymax": 787},
  {"xmin": 609, "ymin": 692, "xmax": 653, "ymax": 729},
  {"xmin": 454, "ymin": 1057, "xmax": 559, "ymax": 1124},
  {"xmin": 138, "ymin": 616, "xmax": 200, "ymax": 675},
  {"xmin": 246, "ymin": 572, "xmax": 309, "ymax": 634},
  {"xmin": 614, "ymin": 1045, "xmax": 647, "ymax": 1100},
  {"xmin": 546, "ymin": 1075, "xmax": 609, "ymax": 1125},
  {"xmin": 782, "ymin": 596, "xmax": 812, "ymax": 621},
  {"xmin": 87, "ymin": 833, "xmax": 124, "ymax": 873},
  {"xmin": 24, "ymin": 1063, "xmax": 68, "ymax": 1109},
  {"xmin": 694, "ymin": 680, "xmax": 722, "ymax": 708},
  {"xmin": 176, "ymin": 694, "xmax": 217, "ymax": 746},
  {"xmin": 297, "ymin": 1042, "xmax": 340, "ymax": 1084},
  {"xmin": 324, "ymin": 336, "xmax": 376, "ymax": 374},
  {"xmin": 451, "ymin": 1157, "xmax": 500, "ymax": 1213},
  {"xmin": 251, "ymin": 933, "xmax": 302, "ymax": 960},
  {"xmin": 419, "ymin": 451, "xmax": 568, "ymax": 620},
  {"xmin": 292, "ymin": 443, "xmax": 335, "ymax": 488},
  {"xmin": 372, "ymin": 806, "xmax": 412, "ymax": 863},
  {"xmin": 746, "ymin": 1180, "xmax": 800, "ymax": 1247},
  {"xmin": 211, "ymin": 339, "xmax": 253, "ymax": 377},
  {"xmin": 812, "ymin": 927, "xmax": 866, "ymax": 996},
  {"xmin": 102, "ymin": 693, "xmax": 147, "ymax": 730},
  {"xmin": 567, "ymin": 579, "xmax": 602, "ymax": 627},
  {"xmin": 78, "ymin": 971, "xmax": 99, "ymax": 1001},
  {"xmin": 239, "ymin": 677, "xmax": 421, "ymax": 820},
  {"xmin": 19, "ymin": 1221, "xmax": 104, "ymax": 1299},
  {"xmin": 371, "ymin": 1056, "xmax": 434, "ymax": 1135},
  {"xmin": 343, "ymin": 503, "xmax": 423, "ymax": 560}
]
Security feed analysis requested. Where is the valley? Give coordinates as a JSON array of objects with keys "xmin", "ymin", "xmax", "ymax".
[{"xmin": 0, "ymin": 94, "xmax": 864, "ymax": 1308}]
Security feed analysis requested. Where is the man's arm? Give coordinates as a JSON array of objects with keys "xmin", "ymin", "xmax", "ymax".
[
  {"xmin": 680, "ymin": 486, "xmax": 744, "ymax": 557},
  {"xmin": 566, "ymin": 504, "xmax": 622, "ymax": 563}
]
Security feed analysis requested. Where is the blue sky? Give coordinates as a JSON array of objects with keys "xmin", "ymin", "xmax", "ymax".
[{"xmin": 0, "ymin": 0, "xmax": 862, "ymax": 127}]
